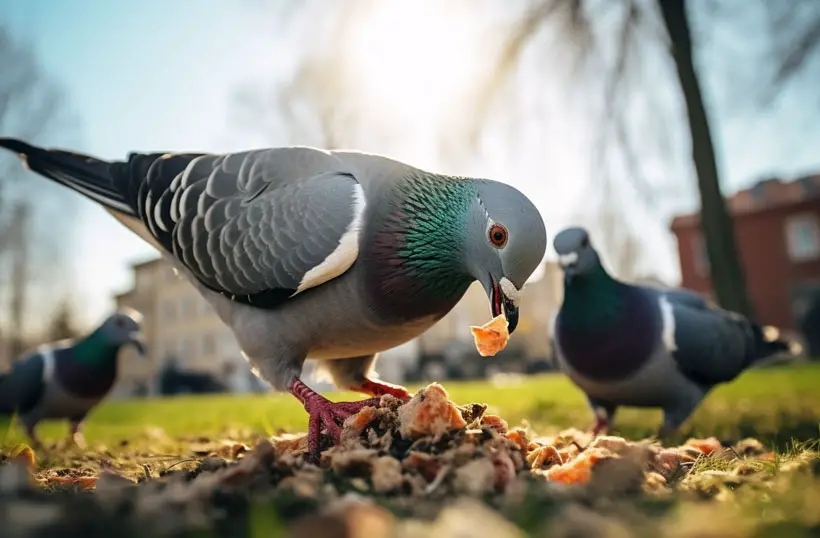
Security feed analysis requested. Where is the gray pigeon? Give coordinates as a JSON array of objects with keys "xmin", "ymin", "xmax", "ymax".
[
  {"xmin": 551, "ymin": 227, "xmax": 790, "ymax": 438},
  {"xmin": 0, "ymin": 308, "xmax": 146, "ymax": 448},
  {"xmin": 0, "ymin": 138, "xmax": 547, "ymax": 457}
]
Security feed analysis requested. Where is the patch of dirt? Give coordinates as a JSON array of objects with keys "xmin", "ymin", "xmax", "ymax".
[{"xmin": 0, "ymin": 383, "xmax": 815, "ymax": 538}]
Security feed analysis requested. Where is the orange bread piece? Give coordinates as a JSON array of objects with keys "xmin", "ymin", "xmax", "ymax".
[{"xmin": 470, "ymin": 315, "xmax": 510, "ymax": 357}]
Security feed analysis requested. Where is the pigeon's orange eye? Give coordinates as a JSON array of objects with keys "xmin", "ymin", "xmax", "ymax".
[{"xmin": 488, "ymin": 224, "xmax": 508, "ymax": 248}]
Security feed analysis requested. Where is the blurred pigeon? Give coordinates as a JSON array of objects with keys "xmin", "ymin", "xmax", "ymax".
[
  {"xmin": 552, "ymin": 227, "xmax": 790, "ymax": 438},
  {"xmin": 0, "ymin": 138, "xmax": 547, "ymax": 457},
  {"xmin": 0, "ymin": 309, "xmax": 146, "ymax": 448}
]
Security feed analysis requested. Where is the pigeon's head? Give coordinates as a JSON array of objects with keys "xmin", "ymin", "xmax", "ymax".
[
  {"xmin": 465, "ymin": 180, "xmax": 547, "ymax": 334},
  {"xmin": 553, "ymin": 226, "xmax": 600, "ymax": 285},
  {"xmin": 100, "ymin": 308, "xmax": 147, "ymax": 357}
]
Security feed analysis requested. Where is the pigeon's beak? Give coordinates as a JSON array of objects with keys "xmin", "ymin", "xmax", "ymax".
[
  {"xmin": 480, "ymin": 273, "xmax": 520, "ymax": 334},
  {"xmin": 129, "ymin": 333, "xmax": 147, "ymax": 357}
]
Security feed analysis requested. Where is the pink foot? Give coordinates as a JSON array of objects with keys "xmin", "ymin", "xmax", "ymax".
[
  {"xmin": 351, "ymin": 378, "xmax": 412, "ymax": 401},
  {"xmin": 288, "ymin": 379, "xmax": 385, "ymax": 459},
  {"xmin": 591, "ymin": 415, "xmax": 610, "ymax": 438}
]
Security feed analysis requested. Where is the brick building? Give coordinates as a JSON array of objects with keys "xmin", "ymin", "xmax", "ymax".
[{"xmin": 670, "ymin": 174, "xmax": 820, "ymax": 338}]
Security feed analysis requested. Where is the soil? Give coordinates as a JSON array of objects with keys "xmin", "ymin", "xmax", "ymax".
[{"xmin": 0, "ymin": 383, "xmax": 804, "ymax": 538}]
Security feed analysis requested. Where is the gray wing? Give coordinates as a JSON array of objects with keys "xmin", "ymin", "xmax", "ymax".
[
  {"xmin": 119, "ymin": 147, "xmax": 366, "ymax": 308},
  {"xmin": 0, "ymin": 352, "xmax": 45, "ymax": 415},
  {"xmin": 663, "ymin": 288, "xmax": 711, "ymax": 310},
  {"xmin": 660, "ymin": 291, "xmax": 756, "ymax": 387},
  {"xmin": 640, "ymin": 283, "xmax": 710, "ymax": 310}
]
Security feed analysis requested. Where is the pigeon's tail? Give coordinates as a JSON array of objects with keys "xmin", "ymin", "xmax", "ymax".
[
  {"xmin": 0, "ymin": 138, "xmax": 136, "ymax": 216},
  {"xmin": 749, "ymin": 323, "xmax": 793, "ymax": 365}
]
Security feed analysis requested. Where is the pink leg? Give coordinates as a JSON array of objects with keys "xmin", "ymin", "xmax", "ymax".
[
  {"xmin": 591, "ymin": 416, "xmax": 609, "ymax": 437},
  {"xmin": 288, "ymin": 378, "xmax": 390, "ymax": 458},
  {"xmin": 69, "ymin": 420, "xmax": 87, "ymax": 449},
  {"xmin": 350, "ymin": 378, "xmax": 412, "ymax": 401},
  {"xmin": 591, "ymin": 409, "xmax": 612, "ymax": 437},
  {"xmin": 25, "ymin": 424, "xmax": 43, "ymax": 451}
]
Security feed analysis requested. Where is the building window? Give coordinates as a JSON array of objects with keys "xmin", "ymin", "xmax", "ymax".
[
  {"xmin": 181, "ymin": 297, "xmax": 195, "ymax": 318},
  {"xmin": 201, "ymin": 334, "xmax": 215, "ymax": 357},
  {"xmin": 785, "ymin": 214, "xmax": 820, "ymax": 262},
  {"xmin": 162, "ymin": 339, "xmax": 176, "ymax": 360},
  {"xmin": 163, "ymin": 300, "xmax": 176, "ymax": 322},
  {"xmin": 692, "ymin": 234, "xmax": 710, "ymax": 277},
  {"xmin": 135, "ymin": 270, "xmax": 151, "ymax": 291},
  {"xmin": 200, "ymin": 298, "xmax": 213, "ymax": 316},
  {"xmin": 179, "ymin": 338, "xmax": 196, "ymax": 361}
]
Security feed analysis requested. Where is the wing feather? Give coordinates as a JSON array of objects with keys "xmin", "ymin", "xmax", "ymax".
[{"xmin": 118, "ymin": 147, "xmax": 366, "ymax": 309}]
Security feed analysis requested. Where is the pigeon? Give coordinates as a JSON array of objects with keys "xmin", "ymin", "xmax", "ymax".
[
  {"xmin": 0, "ymin": 138, "xmax": 547, "ymax": 457},
  {"xmin": 0, "ymin": 308, "xmax": 146, "ymax": 448},
  {"xmin": 551, "ymin": 226, "xmax": 790, "ymax": 438}
]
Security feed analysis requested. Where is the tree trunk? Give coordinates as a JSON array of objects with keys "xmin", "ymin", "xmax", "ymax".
[
  {"xmin": 8, "ymin": 203, "xmax": 29, "ymax": 360},
  {"xmin": 658, "ymin": 0, "xmax": 755, "ymax": 318}
]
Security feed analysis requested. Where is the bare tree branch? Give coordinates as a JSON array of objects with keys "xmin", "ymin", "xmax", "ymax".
[
  {"xmin": 762, "ymin": 0, "xmax": 820, "ymax": 100},
  {"xmin": 775, "ymin": 16, "xmax": 820, "ymax": 85},
  {"xmin": 0, "ymin": 25, "xmax": 76, "ymax": 352},
  {"xmin": 467, "ymin": 0, "xmax": 565, "ymax": 146}
]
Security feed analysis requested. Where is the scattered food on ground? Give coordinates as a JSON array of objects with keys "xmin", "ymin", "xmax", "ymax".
[{"xmin": 0, "ymin": 382, "xmax": 819, "ymax": 538}]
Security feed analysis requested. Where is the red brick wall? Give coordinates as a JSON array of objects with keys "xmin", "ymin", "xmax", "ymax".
[{"xmin": 672, "ymin": 198, "xmax": 820, "ymax": 330}]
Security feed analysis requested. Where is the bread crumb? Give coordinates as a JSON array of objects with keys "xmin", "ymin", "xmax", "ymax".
[
  {"xmin": 470, "ymin": 315, "xmax": 510, "ymax": 357},
  {"xmin": 397, "ymin": 383, "xmax": 467, "ymax": 440}
]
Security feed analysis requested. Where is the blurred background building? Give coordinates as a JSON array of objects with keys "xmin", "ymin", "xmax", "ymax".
[
  {"xmin": 672, "ymin": 174, "xmax": 820, "ymax": 347},
  {"xmin": 111, "ymin": 258, "xmax": 269, "ymax": 398}
]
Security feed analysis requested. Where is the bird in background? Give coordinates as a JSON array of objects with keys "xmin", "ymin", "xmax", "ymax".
[
  {"xmin": 551, "ymin": 226, "xmax": 791, "ymax": 439},
  {"xmin": 0, "ymin": 308, "xmax": 146, "ymax": 449},
  {"xmin": 0, "ymin": 138, "xmax": 547, "ymax": 458}
]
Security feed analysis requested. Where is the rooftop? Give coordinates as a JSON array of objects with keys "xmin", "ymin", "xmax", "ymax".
[{"xmin": 671, "ymin": 173, "xmax": 820, "ymax": 230}]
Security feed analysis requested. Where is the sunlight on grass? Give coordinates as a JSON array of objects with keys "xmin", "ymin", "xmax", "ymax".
[{"xmin": 2, "ymin": 363, "xmax": 819, "ymax": 451}]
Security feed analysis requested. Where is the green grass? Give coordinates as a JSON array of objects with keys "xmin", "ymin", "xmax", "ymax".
[
  {"xmin": 3, "ymin": 362, "xmax": 819, "ymax": 452},
  {"xmin": 1, "ymin": 363, "xmax": 820, "ymax": 537}
]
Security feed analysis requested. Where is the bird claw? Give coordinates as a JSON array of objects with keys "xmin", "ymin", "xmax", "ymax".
[
  {"xmin": 289, "ymin": 378, "xmax": 394, "ymax": 461},
  {"xmin": 304, "ymin": 396, "xmax": 382, "ymax": 460},
  {"xmin": 656, "ymin": 424, "xmax": 676, "ymax": 440}
]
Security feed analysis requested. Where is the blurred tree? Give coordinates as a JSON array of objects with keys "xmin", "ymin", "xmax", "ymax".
[
  {"xmin": 46, "ymin": 299, "xmax": 79, "ymax": 343},
  {"xmin": 763, "ymin": 1, "xmax": 820, "ymax": 96},
  {"xmin": 0, "ymin": 25, "xmax": 76, "ymax": 359},
  {"xmin": 468, "ymin": 0, "xmax": 758, "ymax": 316},
  {"xmin": 231, "ymin": 1, "xmax": 820, "ymax": 316},
  {"xmin": 471, "ymin": 0, "xmax": 820, "ymax": 317},
  {"xmin": 230, "ymin": 0, "xmax": 368, "ymax": 149},
  {"xmin": 658, "ymin": 0, "xmax": 751, "ymax": 316}
]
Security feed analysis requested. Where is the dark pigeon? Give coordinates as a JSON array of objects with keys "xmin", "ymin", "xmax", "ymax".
[
  {"xmin": 551, "ymin": 227, "xmax": 792, "ymax": 438},
  {"xmin": 0, "ymin": 308, "xmax": 146, "ymax": 448}
]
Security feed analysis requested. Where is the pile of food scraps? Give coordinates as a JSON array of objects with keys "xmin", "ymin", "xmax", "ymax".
[{"xmin": 0, "ymin": 383, "xmax": 785, "ymax": 537}]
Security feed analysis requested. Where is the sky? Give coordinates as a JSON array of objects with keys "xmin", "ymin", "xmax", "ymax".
[{"xmin": 0, "ymin": 0, "xmax": 819, "ymax": 330}]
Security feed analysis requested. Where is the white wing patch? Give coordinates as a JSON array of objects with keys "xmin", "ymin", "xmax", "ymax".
[
  {"xmin": 40, "ymin": 347, "xmax": 56, "ymax": 384},
  {"xmin": 293, "ymin": 184, "xmax": 366, "ymax": 295},
  {"xmin": 659, "ymin": 295, "xmax": 678, "ymax": 352}
]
